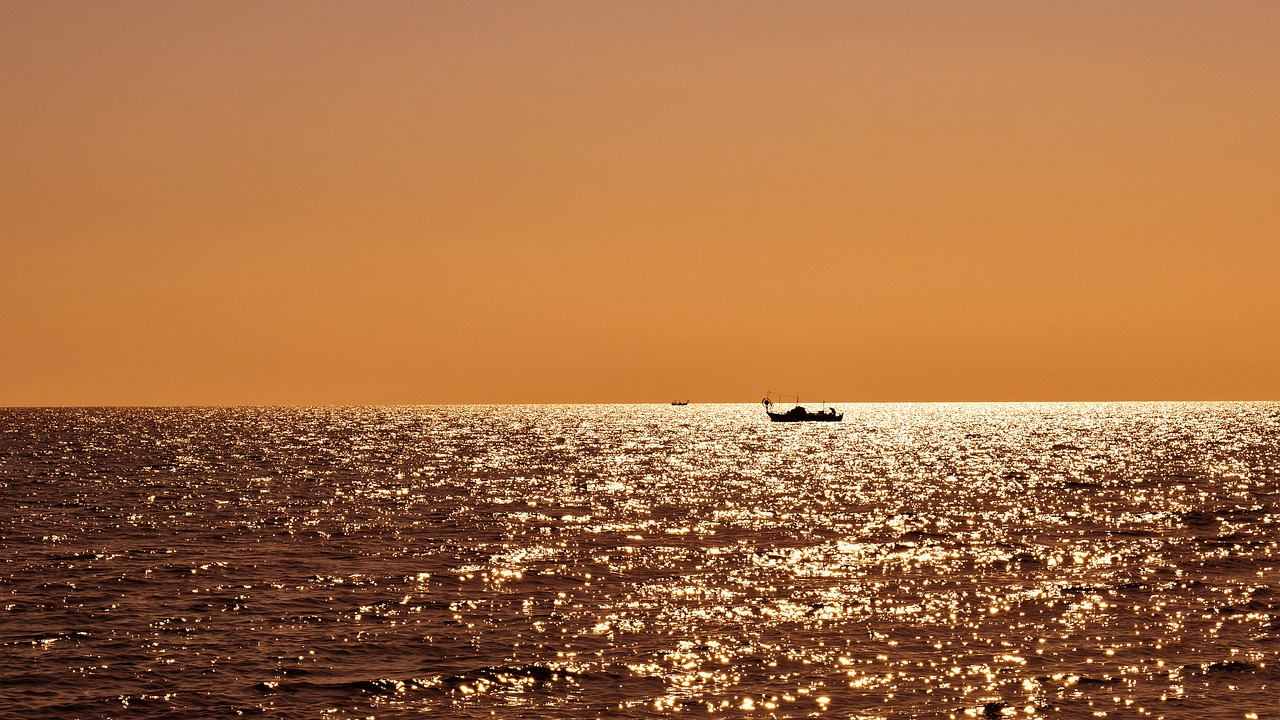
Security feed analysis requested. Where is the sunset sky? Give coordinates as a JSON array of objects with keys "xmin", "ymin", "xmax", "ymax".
[{"xmin": 4, "ymin": 1, "xmax": 1279, "ymax": 405}]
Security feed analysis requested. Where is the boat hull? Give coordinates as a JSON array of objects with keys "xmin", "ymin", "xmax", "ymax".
[{"xmin": 767, "ymin": 411, "xmax": 842, "ymax": 423}]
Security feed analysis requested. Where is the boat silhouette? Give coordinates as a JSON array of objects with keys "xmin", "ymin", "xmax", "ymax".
[{"xmin": 762, "ymin": 392, "xmax": 841, "ymax": 422}]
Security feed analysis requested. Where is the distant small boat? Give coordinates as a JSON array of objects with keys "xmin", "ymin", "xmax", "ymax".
[
  {"xmin": 671, "ymin": 400, "xmax": 689, "ymax": 406},
  {"xmin": 762, "ymin": 392, "xmax": 841, "ymax": 422}
]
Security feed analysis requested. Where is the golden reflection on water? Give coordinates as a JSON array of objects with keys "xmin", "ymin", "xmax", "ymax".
[{"xmin": 3, "ymin": 403, "xmax": 1276, "ymax": 719}]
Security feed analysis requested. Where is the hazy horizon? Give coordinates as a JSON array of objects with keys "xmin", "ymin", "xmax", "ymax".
[{"xmin": 4, "ymin": 398, "xmax": 1278, "ymax": 410}]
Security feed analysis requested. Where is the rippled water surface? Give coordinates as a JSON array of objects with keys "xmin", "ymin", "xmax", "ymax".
[{"xmin": 2, "ymin": 404, "xmax": 1278, "ymax": 719}]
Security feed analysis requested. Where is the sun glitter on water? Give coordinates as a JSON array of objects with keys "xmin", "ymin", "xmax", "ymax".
[{"xmin": 0, "ymin": 403, "xmax": 1276, "ymax": 718}]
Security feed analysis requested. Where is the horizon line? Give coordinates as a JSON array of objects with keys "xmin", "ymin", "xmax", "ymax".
[{"xmin": 3, "ymin": 399, "xmax": 1278, "ymax": 410}]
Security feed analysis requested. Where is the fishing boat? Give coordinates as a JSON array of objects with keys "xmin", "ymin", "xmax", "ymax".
[
  {"xmin": 762, "ymin": 391, "xmax": 842, "ymax": 422},
  {"xmin": 671, "ymin": 400, "xmax": 689, "ymax": 406}
]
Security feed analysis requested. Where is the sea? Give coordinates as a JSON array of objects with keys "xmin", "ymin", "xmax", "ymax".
[{"xmin": 1, "ymin": 403, "xmax": 1276, "ymax": 719}]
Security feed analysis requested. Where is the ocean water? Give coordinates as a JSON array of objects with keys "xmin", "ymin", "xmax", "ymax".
[{"xmin": 1, "ymin": 403, "xmax": 1277, "ymax": 719}]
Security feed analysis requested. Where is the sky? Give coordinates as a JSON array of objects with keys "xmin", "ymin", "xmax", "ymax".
[{"xmin": 3, "ymin": 1, "xmax": 1279, "ymax": 405}]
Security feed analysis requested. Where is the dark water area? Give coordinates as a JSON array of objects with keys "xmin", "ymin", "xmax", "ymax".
[{"xmin": 1, "ymin": 404, "xmax": 1277, "ymax": 719}]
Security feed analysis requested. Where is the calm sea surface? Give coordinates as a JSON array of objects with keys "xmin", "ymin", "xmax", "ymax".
[{"xmin": 1, "ymin": 404, "xmax": 1277, "ymax": 719}]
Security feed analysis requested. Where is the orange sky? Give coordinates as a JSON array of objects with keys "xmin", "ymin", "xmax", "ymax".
[{"xmin": 3, "ymin": 1, "xmax": 1279, "ymax": 405}]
